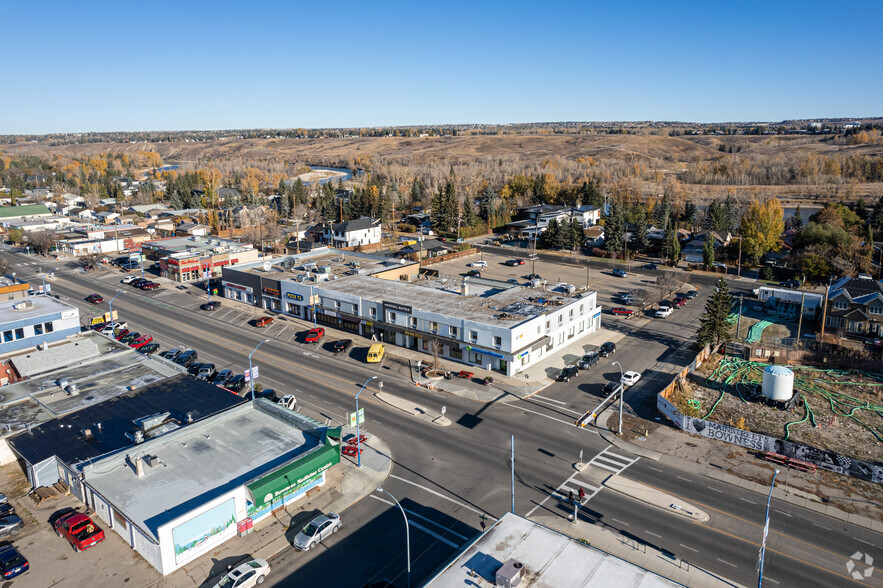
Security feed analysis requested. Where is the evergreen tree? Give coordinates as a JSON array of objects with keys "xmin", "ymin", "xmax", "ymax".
[
  {"xmin": 579, "ymin": 178, "xmax": 604, "ymax": 208},
  {"xmin": 662, "ymin": 215, "xmax": 674, "ymax": 260},
  {"xmin": 684, "ymin": 201, "xmax": 698, "ymax": 231},
  {"xmin": 568, "ymin": 218, "xmax": 584, "ymax": 251},
  {"xmin": 292, "ymin": 178, "xmax": 307, "ymax": 207},
  {"xmin": 654, "ymin": 195, "xmax": 673, "ymax": 231},
  {"xmin": 669, "ymin": 223, "xmax": 680, "ymax": 263},
  {"xmin": 853, "ymin": 198, "xmax": 868, "ymax": 222},
  {"xmin": 870, "ymin": 195, "xmax": 883, "ymax": 234},
  {"xmin": 409, "ymin": 177, "xmax": 424, "ymax": 208},
  {"xmin": 792, "ymin": 204, "xmax": 803, "ymax": 229},
  {"xmin": 539, "ymin": 219, "xmax": 561, "ymax": 249},
  {"xmin": 703, "ymin": 232, "xmax": 715, "ymax": 266},
  {"xmin": 723, "ymin": 194, "xmax": 737, "ymax": 230},
  {"xmin": 605, "ymin": 200, "xmax": 625, "ymax": 253},
  {"xmin": 461, "ymin": 196, "xmax": 476, "ymax": 227},
  {"xmin": 634, "ymin": 206, "xmax": 649, "ymax": 253},
  {"xmin": 706, "ymin": 200, "xmax": 728, "ymax": 231},
  {"xmin": 696, "ymin": 278, "xmax": 734, "ymax": 348}
]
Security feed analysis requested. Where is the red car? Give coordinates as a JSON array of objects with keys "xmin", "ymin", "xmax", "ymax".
[
  {"xmin": 672, "ymin": 297, "xmax": 686, "ymax": 308},
  {"xmin": 305, "ymin": 327, "xmax": 325, "ymax": 343},
  {"xmin": 129, "ymin": 335, "xmax": 153, "ymax": 349},
  {"xmin": 114, "ymin": 329, "xmax": 130, "ymax": 341},
  {"xmin": 611, "ymin": 307, "xmax": 634, "ymax": 316},
  {"xmin": 140, "ymin": 282, "xmax": 160, "ymax": 291},
  {"xmin": 255, "ymin": 316, "xmax": 274, "ymax": 328},
  {"xmin": 54, "ymin": 512, "xmax": 104, "ymax": 552},
  {"xmin": 85, "ymin": 294, "xmax": 104, "ymax": 304}
]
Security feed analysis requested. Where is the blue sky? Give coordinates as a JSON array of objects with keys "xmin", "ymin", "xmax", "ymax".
[{"xmin": 2, "ymin": 0, "xmax": 880, "ymax": 134}]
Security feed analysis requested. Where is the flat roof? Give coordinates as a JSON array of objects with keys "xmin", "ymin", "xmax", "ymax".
[
  {"xmin": 7, "ymin": 373, "xmax": 247, "ymax": 467},
  {"xmin": 425, "ymin": 513, "xmax": 683, "ymax": 588},
  {"xmin": 229, "ymin": 250, "xmax": 413, "ymax": 281},
  {"xmin": 143, "ymin": 236, "xmax": 252, "ymax": 256},
  {"xmin": 84, "ymin": 400, "xmax": 325, "ymax": 540},
  {"xmin": 320, "ymin": 274, "xmax": 589, "ymax": 325},
  {"xmin": 0, "ymin": 295, "xmax": 78, "ymax": 325}
]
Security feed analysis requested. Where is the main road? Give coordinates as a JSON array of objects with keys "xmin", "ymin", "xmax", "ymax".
[{"xmin": 4, "ymin": 248, "xmax": 878, "ymax": 588}]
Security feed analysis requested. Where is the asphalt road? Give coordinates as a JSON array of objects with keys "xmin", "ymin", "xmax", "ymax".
[{"xmin": 3, "ymin": 247, "xmax": 878, "ymax": 588}]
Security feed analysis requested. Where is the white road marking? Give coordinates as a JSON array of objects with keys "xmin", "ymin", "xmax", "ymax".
[
  {"xmin": 773, "ymin": 509, "xmax": 792, "ymax": 517},
  {"xmin": 369, "ymin": 495, "xmax": 470, "ymax": 541},
  {"xmin": 717, "ymin": 558, "xmax": 737, "ymax": 568},
  {"xmin": 505, "ymin": 403, "xmax": 599, "ymax": 433},
  {"xmin": 389, "ymin": 475, "xmax": 497, "ymax": 520},
  {"xmin": 764, "ymin": 578, "xmax": 779, "ymax": 585},
  {"xmin": 529, "ymin": 397, "xmax": 583, "ymax": 415},
  {"xmin": 706, "ymin": 486, "xmax": 724, "ymax": 493},
  {"xmin": 370, "ymin": 496, "xmax": 461, "ymax": 548},
  {"xmin": 853, "ymin": 537, "xmax": 875, "ymax": 547},
  {"xmin": 645, "ymin": 530, "xmax": 662, "ymax": 538},
  {"xmin": 611, "ymin": 518, "xmax": 630, "ymax": 526},
  {"xmin": 679, "ymin": 544, "xmax": 698, "ymax": 553},
  {"xmin": 533, "ymin": 395, "xmax": 566, "ymax": 405},
  {"xmin": 647, "ymin": 466, "xmax": 663, "ymax": 473},
  {"xmin": 676, "ymin": 476, "xmax": 691, "ymax": 482},
  {"xmin": 812, "ymin": 522, "xmax": 831, "ymax": 531},
  {"xmin": 739, "ymin": 497, "xmax": 757, "ymax": 505}
]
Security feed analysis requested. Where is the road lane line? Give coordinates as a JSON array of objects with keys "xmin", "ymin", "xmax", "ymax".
[
  {"xmin": 706, "ymin": 486, "xmax": 724, "ymax": 493},
  {"xmin": 853, "ymin": 537, "xmax": 875, "ymax": 547},
  {"xmin": 647, "ymin": 466, "xmax": 663, "ymax": 473},
  {"xmin": 533, "ymin": 395, "xmax": 566, "ymax": 405},
  {"xmin": 739, "ymin": 497, "xmax": 757, "ymax": 505},
  {"xmin": 812, "ymin": 522, "xmax": 831, "ymax": 531},
  {"xmin": 676, "ymin": 476, "xmax": 691, "ymax": 482},
  {"xmin": 369, "ymin": 495, "xmax": 470, "ymax": 541},
  {"xmin": 717, "ymin": 558, "xmax": 737, "ymax": 568},
  {"xmin": 504, "ymin": 403, "xmax": 599, "ymax": 433},
  {"xmin": 611, "ymin": 518, "xmax": 630, "ymax": 526},
  {"xmin": 774, "ymin": 509, "xmax": 793, "ymax": 517},
  {"xmin": 389, "ymin": 475, "xmax": 497, "ymax": 520},
  {"xmin": 529, "ymin": 398, "xmax": 582, "ymax": 415},
  {"xmin": 679, "ymin": 544, "xmax": 698, "ymax": 553},
  {"xmin": 765, "ymin": 578, "xmax": 780, "ymax": 585},
  {"xmin": 645, "ymin": 531, "xmax": 662, "ymax": 538}
]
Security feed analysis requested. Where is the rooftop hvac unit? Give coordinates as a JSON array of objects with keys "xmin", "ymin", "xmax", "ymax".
[
  {"xmin": 496, "ymin": 559, "xmax": 525, "ymax": 588},
  {"xmin": 144, "ymin": 455, "xmax": 161, "ymax": 468},
  {"xmin": 12, "ymin": 300, "xmax": 35, "ymax": 310}
]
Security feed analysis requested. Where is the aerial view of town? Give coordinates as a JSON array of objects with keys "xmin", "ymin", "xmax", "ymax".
[{"xmin": 0, "ymin": 2, "xmax": 880, "ymax": 587}]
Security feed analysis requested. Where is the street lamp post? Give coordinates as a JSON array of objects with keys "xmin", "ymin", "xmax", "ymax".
[
  {"xmin": 248, "ymin": 339, "xmax": 270, "ymax": 401},
  {"xmin": 611, "ymin": 361, "xmax": 624, "ymax": 435},
  {"xmin": 355, "ymin": 376, "xmax": 377, "ymax": 468},
  {"xmin": 757, "ymin": 469, "xmax": 780, "ymax": 588},
  {"xmin": 107, "ymin": 291, "xmax": 123, "ymax": 325},
  {"xmin": 376, "ymin": 487, "xmax": 410, "ymax": 588}
]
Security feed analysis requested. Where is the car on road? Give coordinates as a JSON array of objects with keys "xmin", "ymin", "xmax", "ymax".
[
  {"xmin": 468, "ymin": 261, "xmax": 487, "ymax": 268},
  {"xmin": 598, "ymin": 342, "xmax": 616, "ymax": 357},
  {"xmin": 85, "ymin": 294, "xmax": 104, "ymax": 304},
  {"xmin": 556, "ymin": 366, "xmax": 579, "ymax": 382},
  {"xmin": 672, "ymin": 297, "xmax": 686, "ymax": 308},
  {"xmin": 131, "ymin": 278, "xmax": 148, "ymax": 287},
  {"xmin": 602, "ymin": 381, "xmax": 624, "ymax": 397},
  {"xmin": 212, "ymin": 369, "xmax": 234, "ymax": 387},
  {"xmin": 213, "ymin": 558, "xmax": 270, "ymax": 588},
  {"xmin": 0, "ymin": 544, "xmax": 29, "ymax": 579},
  {"xmin": 121, "ymin": 275, "xmax": 138, "ymax": 284},
  {"xmin": 780, "ymin": 279, "xmax": 801, "ymax": 288},
  {"xmin": 577, "ymin": 351, "xmax": 600, "ymax": 370},
  {"xmin": 196, "ymin": 364, "xmax": 216, "ymax": 380},
  {"xmin": 642, "ymin": 263, "xmax": 658, "ymax": 270},
  {"xmin": 255, "ymin": 388, "xmax": 277, "ymax": 401},
  {"xmin": 138, "ymin": 343, "xmax": 160, "ymax": 356},
  {"xmin": 712, "ymin": 261, "xmax": 727, "ymax": 269},
  {"xmin": 174, "ymin": 350, "xmax": 198, "ymax": 366},
  {"xmin": 0, "ymin": 515, "xmax": 23, "ymax": 539},
  {"xmin": 201, "ymin": 301, "xmax": 221, "ymax": 311},
  {"xmin": 612, "ymin": 268, "xmax": 628, "ymax": 278},
  {"xmin": 611, "ymin": 307, "xmax": 634, "ymax": 316},
  {"xmin": 504, "ymin": 259, "xmax": 525, "ymax": 266},
  {"xmin": 466, "ymin": 269, "xmax": 482, "ymax": 277},
  {"xmin": 129, "ymin": 335, "xmax": 153, "ymax": 349},
  {"xmin": 226, "ymin": 374, "xmax": 246, "ymax": 393},
  {"xmin": 305, "ymin": 327, "xmax": 325, "ymax": 343},
  {"xmin": 255, "ymin": 316, "xmax": 274, "ymax": 328},
  {"xmin": 686, "ymin": 290, "xmax": 698, "ymax": 299},
  {"xmin": 292, "ymin": 512, "xmax": 341, "ymax": 551},
  {"xmin": 333, "ymin": 339, "xmax": 352, "ymax": 353},
  {"xmin": 278, "ymin": 394, "xmax": 297, "ymax": 410},
  {"xmin": 54, "ymin": 511, "xmax": 104, "ymax": 552},
  {"xmin": 119, "ymin": 332, "xmax": 140, "ymax": 344},
  {"xmin": 621, "ymin": 371, "xmax": 642, "ymax": 386},
  {"xmin": 140, "ymin": 282, "xmax": 160, "ymax": 291},
  {"xmin": 655, "ymin": 305, "xmax": 673, "ymax": 318}
]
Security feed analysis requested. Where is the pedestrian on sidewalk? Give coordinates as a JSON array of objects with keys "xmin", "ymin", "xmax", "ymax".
[
  {"xmin": 568, "ymin": 490, "xmax": 574, "ymax": 504},
  {"xmin": 578, "ymin": 487, "xmax": 585, "ymax": 502}
]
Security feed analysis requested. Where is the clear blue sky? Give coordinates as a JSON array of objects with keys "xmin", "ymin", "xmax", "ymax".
[{"xmin": 3, "ymin": 0, "xmax": 880, "ymax": 134}]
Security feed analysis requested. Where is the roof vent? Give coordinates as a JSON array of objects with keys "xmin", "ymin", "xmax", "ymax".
[
  {"xmin": 134, "ymin": 412, "xmax": 171, "ymax": 431},
  {"xmin": 82, "ymin": 428, "xmax": 93, "ymax": 440},
  {"xmin": 496, "ymin": 558, "xmax": 525, "ymax": 588},
  {"xmin": 133, "ymin": 429, "xmax": 144, "ymax": 444},
  {"xmin": 67, "ymin": 383, "xmax": 79, "ymax": 396},
  {"xmin": 144, "ymin": 455, "xmax": 160, "ymax": 468}
]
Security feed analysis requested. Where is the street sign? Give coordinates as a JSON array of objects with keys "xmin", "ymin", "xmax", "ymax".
[
  {"xmin": 44, "ymin": 284, "xmax": 51, "ymax": 293},
  {"xmin": 441, "ymin": 406, "xmax": 446, "ymax": 415},
  {"xmin": 244, "ymin": 366, "xmax": 260, "ymax": 382},
  {"xmin": 90, "ymin": 316, "xmax": 105, "ymax": 325},
  {"xmin": 349, "ymin": 409, "xmax": 366, "ymax": 427}
]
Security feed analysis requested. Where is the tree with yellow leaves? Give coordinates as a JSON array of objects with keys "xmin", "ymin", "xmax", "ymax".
[{"xmin": 738, "ymin": 198, "xmax": 784, "ymax": 265}]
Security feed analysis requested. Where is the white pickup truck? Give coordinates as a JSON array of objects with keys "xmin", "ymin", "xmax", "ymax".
[{"xmin": 655, "ymin": 305, "xmax": 673, "ymax": 318}]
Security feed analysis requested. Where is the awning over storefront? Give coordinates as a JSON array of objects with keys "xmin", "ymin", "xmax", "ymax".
[{"xmin": 246, "ymin": 444, "xmax": 340, "ymax": 510}]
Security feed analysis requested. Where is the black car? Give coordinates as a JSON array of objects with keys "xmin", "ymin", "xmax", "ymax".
[
  {"xmin": 602, "ymin": 381, "xmax": 624, "ymax": 396},
  {"xmin": 138, "ymin": 343, "xmax": 160, "ymax": 356},
  {"xmin": 160, "ymin": 348, "xmax": 182, "ymax": 360},
  {"xmin": 226, "ymin": 374, "xmax": 246, "ymax": 393},
  {"xmin": 188, "ymin": 362, "xmax": 208, "ymax": 376},
  {"xmin": 174, "ymin": 350, "xmax": 198, "ymax": 366},
  {"xmin": 780, "ymin": 279, "xmax": 801, "ymax": 288},
  {"xmin": 642, "ymin": 263, "xmax": 658, "ymax": 270},
  {"xmin": 466, "ymin": 270, "xmax": 481, "ymax": 277},
  {"xmin": 119, "ymin": 332, "xmax": 140, "ymax": 344},
  {"xmin": 254, "ymin": 388, "xmax": 277, "ymax": 400},
  {"xmin": 556, "ymin": 366, "xmax": 579, "ymax": 382},
  {"xmin": 131, "ymin": 278, "xmax": 148, "ymax": 287},
  {"xmin": 525, "ymin": 273, "xmax": 542, "ymax": 280},
  {"xmin": 333, "ymin": 339, "xmax": 353, "ymax": 353},
  {"xmin": 211, "ymin": 369, "xmax": 234, "ymax": 386},
  {"xmin": 577, "ymin": 352, "xmax": 600, "ymax": 370},
  {"xmin": 598, "ymin": 342, "xmax": 616, "ymax": 357},
  {"xmin": 201, "ymin": 301, "xmax": 221, "ymax": 311}
]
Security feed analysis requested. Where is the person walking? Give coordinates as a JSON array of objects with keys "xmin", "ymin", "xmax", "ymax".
[
  {"xmin": 568, "ymin": 490, "xmax": 574, "ymax": 504},
  {"xmin": 578, "ymin": 487, "xmax": 585, "ymax": 502}
]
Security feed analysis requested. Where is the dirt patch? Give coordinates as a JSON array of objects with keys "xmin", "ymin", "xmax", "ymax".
[{"xmin": 605, "ymin": 411, "xmax": 662, "ymax": 441}]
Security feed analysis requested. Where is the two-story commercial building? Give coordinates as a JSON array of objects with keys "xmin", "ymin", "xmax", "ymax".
[
  {"xmin": 222, "ymin": 250, "xmax": 602, "ymax": 376},
  {"xmin": 824, "ymin": 274, "xmax": 883, "ymax": 339},
  {"xmin": 141, "ymin": 236, "xmax": 260, "ymax": 282},
  {"xmin": 0, "ymin": 296, "xmax": 80, "ymax": 355}
]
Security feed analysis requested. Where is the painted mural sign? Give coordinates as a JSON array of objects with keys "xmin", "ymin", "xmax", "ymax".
[{"xmin": 172, "ymin": 498, "xmax": 237, "ymax": 564}]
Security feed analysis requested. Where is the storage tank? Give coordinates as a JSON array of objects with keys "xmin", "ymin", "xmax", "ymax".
[{"xmin": 762, "ymin": 365, "xmax": 794, "ymax": 401}]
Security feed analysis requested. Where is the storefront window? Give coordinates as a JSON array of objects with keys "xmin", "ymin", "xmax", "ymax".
[{"xmin": 450, "ymin": 346, "xmax": 462, "ymax": 359}]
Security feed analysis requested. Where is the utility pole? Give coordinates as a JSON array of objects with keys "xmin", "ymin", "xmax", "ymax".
[
  {"xmin": 510, "ymin": 435, "xmax": 515, "ymax": 514},
  {"xmin": 585, "ymin": 262, "xmax": 589, "ymax": 289},
  {"xmin": 736, "ymin": 294, "xmax": 744, "ymax": 340},
  {"xmin": 819, "ymin": 280, "xmax": 830, "ymax": 349},
  {"xmin": 737, "ymin": 236, "xmax": 742, "ymax": 278},
  {"xmin": 795, "ymin": 292, "xmax": 805, "ymax": 347}
]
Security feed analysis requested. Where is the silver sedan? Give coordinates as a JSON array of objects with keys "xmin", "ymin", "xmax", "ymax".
[{"xmin": 292, "ymin": 512, "xmax": 341, "ymax": 550}]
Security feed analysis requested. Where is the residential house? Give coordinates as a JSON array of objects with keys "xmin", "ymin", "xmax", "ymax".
[
  {"xmin": 824, "ymin": 275, "xmax": 883, "ymax": 339},
  {"xmin": 176, "ymin": 222, "xmax": 210, "ymax": 237},
  {"xmin": 681, "ymin": 230, "xmax": 732, "ymax": 264},
  {"xmin": 129, "ymin": 203, "xmax": 170, "ymax": 215},
  {"xmin": 583, "ymin": 225, "xmax": 606, "ymax": 247},
  {"xmin": 322, "ymin": 217, "xmax": 381, "ymax": 248},
  {"xmin": 93, "ymin": 211, "xmax": 121, "ymax": 224}
]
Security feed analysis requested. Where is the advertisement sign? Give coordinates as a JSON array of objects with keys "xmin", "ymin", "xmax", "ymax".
[
  {"xmin": 285, "ymin": 292, "xmax": 304, "ymax": 301},
  {"xmin": 349, "ymin": 408, "xmax": 365, "ymax": 427},
  {"xmin": 262, "ymin": 287, "xmax": 280, "ymax": 297},
  {"xmin": 172, "ymin": 498, "xmax": 237, "ymax": 564},
  {"xmin": 244, "ymin": 366, "xmax": 260, "ymax": 382},
  {"xmin": 383, "ymin": 300, "xmax": 412, "ymax": 314}
]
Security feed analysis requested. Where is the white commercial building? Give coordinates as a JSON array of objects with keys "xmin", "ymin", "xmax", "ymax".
[{"xmin": 223, "ymin": 250, "xmax": 601, "ymax": 376}]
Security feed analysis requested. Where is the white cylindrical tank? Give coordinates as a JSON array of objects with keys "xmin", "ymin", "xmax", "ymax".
[{"xmin": 762, "ymin": 365, "xmax": 794, "ymax": 401}]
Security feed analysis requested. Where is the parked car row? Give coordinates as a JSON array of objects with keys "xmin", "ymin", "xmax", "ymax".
[{"xmin": 121, "ymin": 276, "xmax": 161, "ymax": 290}]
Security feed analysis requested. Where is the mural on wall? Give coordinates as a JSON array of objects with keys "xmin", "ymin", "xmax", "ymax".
[
  {"xmin": 172, "ymin": 498, "xmax": 237, "ymax": 563},
  {"xmin": 681, "ymin": 416, "xmax": 883, "ymax": 484}
]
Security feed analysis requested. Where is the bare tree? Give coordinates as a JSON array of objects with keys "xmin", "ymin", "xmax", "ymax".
[
  {"xmin": 0, "ymin": 255, "xmax": 11, "ymax": 275},
  {"xmin": 81, "ymin": 251, "xmax": 103, "ymax": 270},
  {"xmin": 26, "ymin": 231, "xmax": 55, "ymax": 255}
]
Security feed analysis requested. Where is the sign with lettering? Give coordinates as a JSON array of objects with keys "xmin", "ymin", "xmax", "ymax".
[
  {"xmin": 383, "ymin": 301, "xmax": 412, "ymax": 314},
  {"xmin": 262, "ymin": 288, "xmax": 280, "ymax": 297},
  {"xmin": 285, "ymin": 292, "xmax": 304, "ymax": 301}
]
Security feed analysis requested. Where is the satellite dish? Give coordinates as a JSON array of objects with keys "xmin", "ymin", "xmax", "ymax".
[{"xmin": 262, "ymin": 261, "xmax": 272, "ymax": 272}]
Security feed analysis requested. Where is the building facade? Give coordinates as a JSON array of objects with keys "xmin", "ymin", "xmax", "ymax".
[
  {"xmin": 322, "ymin": 216, "xmax": 382, "ymax": 248},
  {"xmin": 824, "ymin": 275, "xmax": 883, "ymax": 338},
  {"xmin": 0, "ymin": 296, "xmax": 80, "ymax": 355},
  {"xmin": 141, "ymin": 236, "xmax": 259, "ymax": 282}
]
